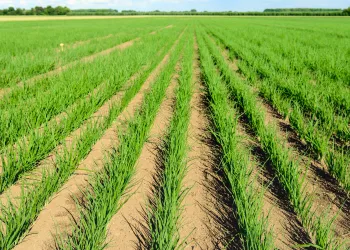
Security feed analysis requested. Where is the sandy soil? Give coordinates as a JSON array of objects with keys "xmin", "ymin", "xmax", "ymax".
[
  {"xmin": 260, "ymin": 97, "xmax": 350, "ymax": 243},
  {"xmin": 178, "ymin": 38, "xmax": 220, "ymax": 249}
]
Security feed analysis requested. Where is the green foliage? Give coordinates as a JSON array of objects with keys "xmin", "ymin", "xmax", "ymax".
[
  {"xmin": 0, "ymin": 17, "xmax": 349, "ymax": 250},
  {"xmin": 0, "ymin": 5, "xmax": 70, "ymax": 15},
  {"xmin": 343, "ymin": 7, "xmax": 350, "ymax": 15},
  {"xmin": 264, "ymin": 8, "xmax": 342, "ymax": 12},
  {"xmin": 201, "ymin": 18, "xmax": 348, "ymax": 248},
  {"xmin": 148, "ymin": 32, "xmax": 193, "ymax": 250},
  {"xmin": 0, "ymin": 25, "xmax": 184, "ymax": 249},
  {"xmin": 0, "ymin": 6, "xmax": 346, "ymax": 16},
  {"xmin": 197, "ymin": 29, "xmax": 274, "ymax": 249}
]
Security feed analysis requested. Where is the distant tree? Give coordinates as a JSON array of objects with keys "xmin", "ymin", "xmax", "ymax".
[
  {"xmin": 34, "ymin": 6, "xmax": 45, "ymax": 15},
  {"xmin": 191, "ymin": 9, "xmax": 197, "ymax": 12},
  {"xmin": 15, "ymin": 8, "xmax": 24, "ymax": 15},
  {"xmin": 343, "ymin": 7, "xmax": 350, "ymax": 15},
  {"xmin": 264, "ymin": 8, "xmax": 342, "ymax": 12},
  {"xmin": 45, "ymin": 5, "xmax": 55, "ymax": 15},
  {"xmin": 8, "ymin": 6, "xmax": 16, "ymax": 15},
  {"xmin": 25, "ymin": 8, "xmax": 34, "ymax": 15},
  {"xmin": 55, "ymin": 6, "xmax": 70, "ymax": 15}
]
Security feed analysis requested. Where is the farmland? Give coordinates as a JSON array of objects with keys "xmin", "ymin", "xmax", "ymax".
[{"xmin": 0, "ymin": 16, "xmax": 349, "ymax": 249}]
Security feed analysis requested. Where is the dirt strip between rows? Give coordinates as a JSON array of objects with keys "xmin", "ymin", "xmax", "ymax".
[
  {"xmin": 222, "ymin": 42, "xmax": 311, "ymax": 249},
  {"xmin": 11, "ymin": 74, "xmax": 140, "ymax": 249},
  {"xmin": 0, "ymin": 25, "xmax": 173, "ymax": 100},
  {"xmin": 55, "ymin": 33, "xmax": 114, "ymax": 52},
  {"xmin": 178, "ymin": 39, "xmax": 219, "ymax": 249},
  {"xmin": 0, "ymin": 39, "xmax": 135, "ymax": 100}
]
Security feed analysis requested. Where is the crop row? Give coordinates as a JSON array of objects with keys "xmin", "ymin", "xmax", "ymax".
[
  {"xmin": 196, "ymin": 26, "xmax": 347, "ymax": 249},
  {"xmin": 0, "ymin": 27, "xmax": 183, "ymax": 194},
  {"xmin": 55, "ymin": 26, "xmax": 186, "ymax": 249},
  {"xmin": 201, "ymin": 18, "xmax": 350, "ymax": 86},
  {"xmin": 206, "ymin": 26, "xmax": 349, "ymax": 144},
  {"xmin": 148, "ymin": 30, "xmax": 193, "ymax": 249},
  {"xmin": 197, "ymin": 31, "xmax": 273, "ymax": 249},
  {"xmin": 202, "ymin": 24, "xmax": 350, "ymax": 193},
  {"xmin": 0, "ymin": 27, "xmax": 185, "ymax": 249},
  {"xmin": 0, "ymin": 19, "xmax": 178, "ymax": 87}
]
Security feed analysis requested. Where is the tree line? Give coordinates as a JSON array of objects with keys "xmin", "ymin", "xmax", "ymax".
[
  {"xmin": 0, "ymin": 6, "xmax": 70, "ymax": 15},
  {"xmin": 263, "ymin": 8, "xmax": 342, "ymax": 12},
  {"xmin": 0, "ymin": 6, "xmax": 349, "ymax": 16},
  {"xmin": 68, "ymin": 8, "xmax": 350, "ymax": 16}
]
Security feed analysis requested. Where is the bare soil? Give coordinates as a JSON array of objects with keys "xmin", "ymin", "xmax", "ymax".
[
  {"xmin": 179, "ymin": 39, "xmax": 222, "ymax": 249},
  {"xmin": 213, "ymin": 38, "xmax": 312, "ymax": 249},
  {"xmin": 13, "ymin": 28, "xmax": 183, "ymax": 249}
]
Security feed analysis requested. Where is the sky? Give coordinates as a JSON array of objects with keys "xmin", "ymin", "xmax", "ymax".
[{"xmin": 0, "ymin": 0, "xmax": 349, "ymax": 12}]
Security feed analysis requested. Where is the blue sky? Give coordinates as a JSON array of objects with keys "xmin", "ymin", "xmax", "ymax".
[{"xmin": 0, "ymin": 0, "xmax": 349, "ymax": 11}]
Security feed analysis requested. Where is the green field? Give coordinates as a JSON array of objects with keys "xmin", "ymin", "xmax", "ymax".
[{"xmin": 0, "ymin": 17, "xmax": 349, "ymax": 250}]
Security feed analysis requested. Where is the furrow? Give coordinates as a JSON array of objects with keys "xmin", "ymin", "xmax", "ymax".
[
  {"xmin": 0, "ymin": 68, "xmax": 142, "ymax": 206},
  {"xmin": 259, "ymin": 95, "xmax": 350, "ymax": 243},
  {"xmin": 53, "ymin": 29, "xmax": 185, "ymax": 249},
  {"xmin": 179, "ymin": 37, "xmax": 220, "ymax": 249},
  {"xmin": 197, "ymin": 30, "xmax": 275, "ymax": 249}
]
